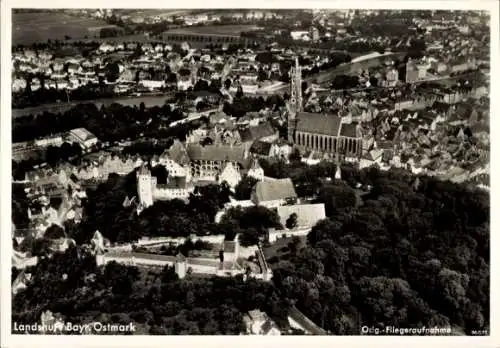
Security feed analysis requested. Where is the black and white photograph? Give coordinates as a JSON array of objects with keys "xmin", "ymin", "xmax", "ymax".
[{"xmin": 1, "ymin": 1, "xmax": 499, "ymax": 346}]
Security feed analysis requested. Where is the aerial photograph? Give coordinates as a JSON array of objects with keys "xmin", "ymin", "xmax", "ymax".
[{"xmin": 9, "ymin": 8, "xmax": 490, "ymax": 336}]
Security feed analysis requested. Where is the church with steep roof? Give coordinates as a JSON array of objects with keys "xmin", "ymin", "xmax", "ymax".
[{"xmin": 287, "ymin": 57, "xmax": 363, "ymax": 159}]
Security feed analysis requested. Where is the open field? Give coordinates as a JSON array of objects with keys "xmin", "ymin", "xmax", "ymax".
[
  {"xmin": 13, "ymin": 12, "xmax": 120, "ymax": 45},
  {"xmin": 164, "ymin": 24, "xmax": 263, "ymax": 37}
]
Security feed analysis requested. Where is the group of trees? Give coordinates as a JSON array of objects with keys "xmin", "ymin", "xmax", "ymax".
[
  {"xmin": 13, "ymin": 102, "xmax": 191, "ymax": 144},
  {"xmin": 222, "ymin": 94, "xmax": 286, "ymax": 118},
  {"xmin": 139, "ymin": 238, "xmax": 214, "ymax": 257},
  {"xmin": 99, "ymin": 27, "xmax": 125, "ymax": 39},
  {"xmin": 122, "ymin": 139, "xmax": 173, "ymax": 158},
  {"xmin": 12, "ymin": 246, "xmax": 290, "ymax": 334},
  {"xmin": 12, "ymin": 101, "xmax": 200, "ymax": 181},
  {"xmin": 331, "ymin": 74, "xmax": 361, "ymax": 90},
  {"xmin": 13, "ymin": 79, "xmax": 116, "ymax": 109},
  {"xmin": 220, "ymin": 205, "xmax": 283, "ymax": 246},
  {"xmin": 48, "ymin": 160, "xmax": 284, "ymax": 248},
  {"xmin": 66, "ymin": 170, "xmax": 233, "ymax": 245},
  {"xmin": 12, "ymin": 183, "xmax": 30, "ymax": 230},
  {"xmin": 44, "ymin": 142, "xmax": 83, "ymax": 166},
  {"xmin": 13, "ymin": 160, "xmax": 489, "ymax": 335},
  {"xmin": 259, "ymin": 160, "xmax": 489, "ymax": 335}
]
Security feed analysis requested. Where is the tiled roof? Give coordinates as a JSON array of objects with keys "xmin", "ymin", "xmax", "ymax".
[
  {"xmin": 253, "ymin": 178, "xmax": 297, "ymax": 203},
  {"xmin": 239, "ymin": 122, "xmax": 277, "ymax": 143},
  {"xmin": 166, "ymin": 140, "xmax": 190, "ymax": 165},
  {"xmin": 296, "ymin": 112, "xmax": 342, "ymax": 137},
  {"xmin": 339, "ymin": 123, "xmax": 359, "ymax": 138},
  {"xmin": 363, "ymin": 148, "xmax": 384, "ymax": 161},
  {"xmin": 187, "ymin": 144, "xmax": 246, "ymax": 164},
  {"xmin": 69, "ymin": 128, "xmax": 97, "ymax": 142},
  {"xmin": 249, "ymin": 141, "xmax": 272, "ymax": 156}
]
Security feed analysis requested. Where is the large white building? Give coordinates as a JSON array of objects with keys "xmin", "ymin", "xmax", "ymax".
[{"xmin": 67, "ymin": 128, "xmax": 99, "ymax": 149}]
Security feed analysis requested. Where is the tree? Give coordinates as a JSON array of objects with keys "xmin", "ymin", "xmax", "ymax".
[
  {"xmin": 235, "ymin": 86, "xmax": 243, "ymax": 99},
  {"xmin": 59, "ymin": 142, "xmax": 73, "ymax": 160},
  {"xmin": 105, "ymin": 61, "xmax": 121, "ymax": 83},
  {"xmin": 258, "ymin": 68, "xmax": 267, "ymax": 82},
  {"xmin": 234, "ymin": 176, "xmax": 258, "ymax": 200},
  {"xmin": 318, "ymin": 183, "xmax": 358, "ymax": 216},
  {"xmin": 286, "ymin": 213, "xmax": 298, "ymax": 230},
  {"xmin": 151, "ymin": 165, "xmax": 169, "ymax": 185},
  {"xmin": 255, "ymin": 51, "xmax": 274, "ymax": 65},
  {"xmin": 288, "ymin": 235, "xmax": 302, "ymax": 254},
  {"xmin": 44, "ymin": 224, "xmax": 65, "ymax": 239},
  {"xmin": 289, "ymin": 147, "xmax": 302, "ymax": 162}
]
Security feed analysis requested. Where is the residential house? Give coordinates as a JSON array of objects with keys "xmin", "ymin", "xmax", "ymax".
[
  {"xmin": 359, "ymin": 148, "xmax": 385, "ymax": 169},
  {"xmin": 249, "ymin": 140, "xmax": 273, "ymax": 158},
  {"xmin": 34, "ymin": 135, "xmax": 63, "ymax": 147},
  {"xmin": 140, "ymin": 80, "xmax": 166, "ymax": 90},
  {"xmin": 239, "ymin": 122, "xmax": 279, "ymax": 149}
]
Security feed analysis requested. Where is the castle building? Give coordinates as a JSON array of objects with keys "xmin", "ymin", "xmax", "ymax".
[
  {"xmin": 287, "ymin": 57, "xmax": 363, "ymax": 159},
  {"xmin": 137, "ymin": 165, "xmax": 155, "ymax": 208},
  {"xmin": 136, "ymin": 165, "xmax": 195, "ymax": 210},
  {"xmin": 95, "ymin": 235, "xmax": 247, "ymax": 279},
  {"xmin": 186, "ymin": 143, "xmax": 248, "ymax": 182},
  {"xmin": 136, "ymin": 141, "xmax": 250, "ymax": 210}
]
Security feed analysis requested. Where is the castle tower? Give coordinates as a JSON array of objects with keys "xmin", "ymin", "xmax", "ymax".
[
  {"xmin": 136, "ymin": 165, "xmax": 154, "ymax": 209},
  {"xmin": 287, "ymin": 56, "xmax": 302, "ymax": 143}
]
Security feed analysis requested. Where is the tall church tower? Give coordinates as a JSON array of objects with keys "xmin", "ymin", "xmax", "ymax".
[
  {"xmin": 287, "ymin": 56, "xmax": 303, "ymax": 143},
  {"xmin": 136, "ymin": 165, "xmax": 154, "ymax": 209}
]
